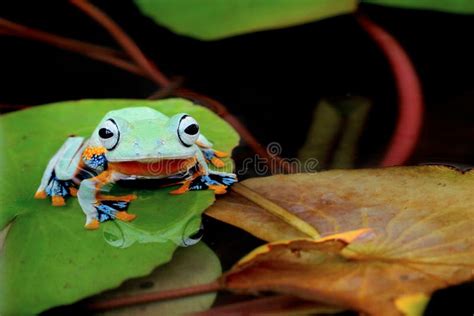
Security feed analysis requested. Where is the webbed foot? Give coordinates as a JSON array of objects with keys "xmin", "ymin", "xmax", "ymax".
[
  {"xmin": 95, "ymin": 199, "xmax": 137, "ymax": 223},
  {"xmin": 35, "ymin": 172, "xmax": 76, "ymax": 206},
  {"xmin": 189, "ymin": 172, "xmax": 237, "ymax": 193}
]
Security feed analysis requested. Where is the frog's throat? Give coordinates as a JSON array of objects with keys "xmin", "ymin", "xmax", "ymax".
[{"xmin": 108, "ymin": 158, "xmax": 197, "ymax": 177}]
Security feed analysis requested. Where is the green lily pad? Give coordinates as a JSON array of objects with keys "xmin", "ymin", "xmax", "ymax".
[
  {"xmin": 134, "ymin": 0, "xmax": 357, "ymax": 40},
  {"xmin": 0, "ymin": 98, "xmax": 238, "ymax": 315},
  {"xmin": 97, "ymin": 242, "xmax": 221, "ymax": 315},
  {"xmin": 362, "ymin": 0, "xmax": 474, "ymax": 14}
]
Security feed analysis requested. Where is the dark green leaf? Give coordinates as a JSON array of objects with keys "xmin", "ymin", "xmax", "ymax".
[{"xmin": 134, "ymin": 0, "xmax": 357, "ymax": 40}]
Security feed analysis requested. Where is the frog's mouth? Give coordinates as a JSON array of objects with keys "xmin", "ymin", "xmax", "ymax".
[
  {"xmin": 107, "ymin": 152, "xmax": 197, "ymax": 163},
  {"xmin": 109, "ymin": 157, "xmax": 197, "ymax": 177}
]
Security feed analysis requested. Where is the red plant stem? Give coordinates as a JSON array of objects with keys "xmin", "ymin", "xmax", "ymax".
[
  {"xmin": 0, "ymin": 103, "xmax": 30, "ymax": 110},
  {"xmin": 87, "ymin": 280, "xmax": 222, "ymax": 311},
  {"xmin": 357, "ymin": 15, "xmax": 424, "ymax": 167},
  {"xmin": 174, "ymin": 88, "xmax": 294, "ymax": 173},
  {"xmin": 70, "ymin": 0, "xmax": 170, "ymax": 87},
  {"xmin": 0, "ymin": 18, "xmax": 145, "ymax": 77},
  {"xmin": 193, "ymin": 295, "xmax": 329, "ymax": 316},
  {"xmin": 0, "ymin": 9, "xmax": 290, "ymax": 173},
  {"xmin": 68, "ymin": 0, "xmax": 291, "ymax": 173}
]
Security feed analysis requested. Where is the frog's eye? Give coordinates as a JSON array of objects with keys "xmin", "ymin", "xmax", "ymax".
[
  {"xmin": 177, "ymin": 115, "xmax": 200, "ymax": 147},
  {"xmin": 98, "ymin": 119, "xmax": 120, "ymax": 150}
]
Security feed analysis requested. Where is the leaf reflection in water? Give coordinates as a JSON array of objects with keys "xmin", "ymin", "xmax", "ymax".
[{"xmin": 103, "ymin": 215, "xmax": 202, "ymax": 248}]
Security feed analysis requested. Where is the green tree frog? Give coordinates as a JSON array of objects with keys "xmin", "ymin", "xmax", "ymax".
[{"xmin": 34, "ymin": 107, "xmax": 237, "ymax": 230}]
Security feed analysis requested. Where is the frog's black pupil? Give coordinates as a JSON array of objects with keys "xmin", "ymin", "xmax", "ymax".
[
  {"xmin": 184, "ymin": 124, "xmax": 199, "ymax": 135},
  {"xmin": 99, "ymin": 128, "xmax": 113, "ymax": 139}
]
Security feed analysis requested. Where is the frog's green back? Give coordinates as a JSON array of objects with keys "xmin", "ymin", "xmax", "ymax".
[{"xmin": 104, "ymin": 107, "xmax": 169, "ymax": 124}]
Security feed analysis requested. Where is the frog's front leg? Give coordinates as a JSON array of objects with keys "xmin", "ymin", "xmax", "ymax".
[
  {"xmin": 35, "ymin": 136, "xmax": 86, "ymax": 206},
  {"xmin": 78, "ymin": 170, "xmax": 136, "ymax": 230}
]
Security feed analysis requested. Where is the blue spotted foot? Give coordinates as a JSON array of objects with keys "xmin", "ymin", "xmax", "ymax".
[
  {"xmin": 189, "ymin": 172, "xmax": 237, "ymax": 194},
  {"xmin": 170, "ymin": 171, "xmax": 237, "ymax": 195},
  {"xmin": 85, "ymin": 195, "xmax": 137, "ymax": 230},
  {"xmin": 34, "ymin": 172, "xmax": 76, "ymax": 206}
]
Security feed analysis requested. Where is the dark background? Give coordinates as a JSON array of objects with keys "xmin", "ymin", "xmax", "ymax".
[
  {"xmin": 2, "ymin": 1, "xmax": 474, "ymax": 165},
  {"xmin": 1, "ymin": 1, "xmax": 473, "ymax": 315}
]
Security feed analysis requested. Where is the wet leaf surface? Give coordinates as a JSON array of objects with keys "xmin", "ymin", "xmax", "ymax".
[
  {"xmin": 208, "ymin": 166, "xmax": 474, "ymax": 315},
  {"xmin": 0, "ymin": 99, "xmax": 238, "ymax": 315},
  {"xmin": 134, "ymin": 0, "xmax": 357, "ymax": 40}
]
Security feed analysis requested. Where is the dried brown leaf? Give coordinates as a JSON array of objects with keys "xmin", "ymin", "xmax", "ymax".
[{"xmin": 207, "ymin": 166, "xmax": 474, "ymax": 315}]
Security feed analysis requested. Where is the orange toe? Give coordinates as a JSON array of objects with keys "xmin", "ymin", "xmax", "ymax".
[
  {"xmin": 84, "ymin": 219, "xmax": 100, "ymax": 230},
  {"xmin": 211, "ymin": 157, "xmax": 225, "ymax": 168},
  {"xmin": 52, "ymin": 196, "xmax": 66, "ymax": 207},
  {"xmin": 115, "ymin": 211, "xmax": 137, "ymax": 222},
  {"xmin": 213, "ymin": 150, "xmax": 228, "ymax": 158},
  {"xmin": 69, "ymin": 187, "xmax": 78, "ymax": 197},
  {"xmin": 170, "ymin": 183, "xmax": 190, "ymax": 195},
  {"xmin": 208, "ymin": 184, "xmax": 227, "ymax": 195},
  {"xmin": 34, "ymin": 190, "xmax": 47, "ymax": 199}
]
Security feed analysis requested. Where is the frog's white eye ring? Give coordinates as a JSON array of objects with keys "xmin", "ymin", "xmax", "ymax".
[
  {"xmin": 177, "ymin": 115, "xmax": 200, "ymax": 147},
  {"xmin": 98, "ymin": 119, "xmax": 120, "ymax": 150}
]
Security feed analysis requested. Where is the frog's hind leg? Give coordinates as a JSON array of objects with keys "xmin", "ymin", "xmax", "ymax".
[
  {"xmin": 96, "ymin": 194, "xmax": 137, "ymax": 222},
  {"xmin": 95, "ymin": 200, "xmax": 136, "ymax": 223},
  {"xmin": 35, "ymin": 136, "xmax": 86, "ymax": 206},
  {"xmin": 78, "ymin": 171, "xmax": 137, "ymax": 230}
]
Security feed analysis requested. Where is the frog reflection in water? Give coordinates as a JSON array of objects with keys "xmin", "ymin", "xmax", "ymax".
[{"xmin": 34, "ymin": 107, "xmax": 237, "ymax": 229}]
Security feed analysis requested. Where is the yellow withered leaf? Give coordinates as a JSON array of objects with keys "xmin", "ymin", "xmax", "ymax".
[{"xmin": 207, "ymin": 166, "xmax": 474, "ymax": 315}]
